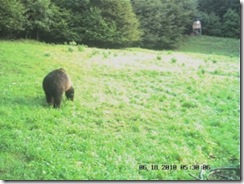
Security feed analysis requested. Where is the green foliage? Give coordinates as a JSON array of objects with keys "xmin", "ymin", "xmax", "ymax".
[
  {"xmin": 132, "ymin": 0, "xmax": 197, "ymax": 49},
  {"xmin": 84, "ymin": 0, "xmax": 141, "ymax": 47},
  {"xmin": 0, "ymin": 0, "xmax": 25, "ymax": 38},
  {"xmin": 156, "ymin": 55, "xmax": 162, "ymax": 60},
  {"xmin": 21, "ymin": 0, "xmax": 53, "ymax": 40},
  {"xmin": 41, "ymin": 4, "xmax": 71, "ymax": 42},
  {"xmin": 79, "ymin": 7, "xmax": 118, "ymax": 46},
  {"xmin": 69, "ymin": 41, "xmax": 77, "ymax": 46},
  {"xmin": 0, "ymin": 37, "xmax": 240, "ymax": 180},
  {"xmin": 200, "ymin": 12, "xmax": 222, "ymax": 37},
  {"xmin": 170, "ymin": 58, "xmax": 177, "ymax": 63},
  {"xmin": 132, "ymin": 0, "xmax": 163, "ymax": 49},
  {"xmin": 68, "ymin": 47, "xmax": 73, "ymax": 53},
  {"xmin": 222, "ymin": 9, "xmax": 240, "ymax": 38},
  {"xmin": 197, "ymin": 0, "xmax": 240, "ymax": 38},
  {"xmin": 78, "ymin": 45, "xmax": 87, "ymax": 52},
  {"xmin": 0, "ymin": 0, "xmax": 141, "ymax": 47},
  {"xmin": 50, "ymin": 0, "xmax": 141, "ymax": 47},
  {"xmin": 0, "ymin": 0, "xmax": 240, "ymax": 46},
  {"xmin": 198, "ymin": 0, "xmax": 240, "ymax": 18},
  {"xmin": 103, "ymin": 0, "xmax": 141, "ymax": 46}
]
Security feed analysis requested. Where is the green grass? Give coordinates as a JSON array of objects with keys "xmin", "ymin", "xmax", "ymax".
[
  {"xmin": 0, "ymin": 36, "xmax": 240, "ymax": 180},
  {"xmin": 179, "ymin": 35, "xmax": 240, "ymax": 57}
]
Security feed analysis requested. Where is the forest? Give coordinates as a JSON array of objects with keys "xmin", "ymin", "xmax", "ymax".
[{"xmin": 0, "ymin": 0, "xmax": 240, "ymax": 49}]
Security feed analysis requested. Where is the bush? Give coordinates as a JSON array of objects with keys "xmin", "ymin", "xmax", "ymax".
[
  {"xmin": 222, "ymin": 9, "xmax": 240, "ymax": 38},
  {"xmin": 78, "ymin": 45, "xmax": 87, "ymax": 52},
  {"xmin": 200, "ymin": 12, "xmax": 222, "ymax": 37},
  {"xmin": 0, "ymin": 0, "xmax": 25, "ymax": 38},
  {"xmin": 132, "ymin": 0, "xmax": 197, "ymax": 49}
]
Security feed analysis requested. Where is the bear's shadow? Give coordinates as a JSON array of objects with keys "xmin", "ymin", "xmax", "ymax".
[{"xmin": 0, "ymin": 96, "xmax": 46, "ymax": 108}]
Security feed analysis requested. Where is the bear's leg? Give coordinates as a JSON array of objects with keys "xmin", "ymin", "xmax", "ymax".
[
  {"xmin": 45, "ymin": 92, "xmax": 53, "ymax": 105},
  {"xmin": 53, "ymin": 94, "xmax": 62, "ymax": 108},
  {"xmin": 65, "ymin": 87, "xmax": 74, "ymax": 101}
]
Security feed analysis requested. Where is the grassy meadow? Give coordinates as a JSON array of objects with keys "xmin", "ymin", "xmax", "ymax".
[{"xmin": 0, "ymin": 36, "xmax": 240, "ymax": 180}]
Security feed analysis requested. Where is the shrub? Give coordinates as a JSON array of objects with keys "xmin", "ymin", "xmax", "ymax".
[
  {"xmin": 78, "ymin": 45, "xmax": 87, "ymax": 52},
  {"xmin": 170, "ymin": 58, "xmax": 177, "ymax": 63}
]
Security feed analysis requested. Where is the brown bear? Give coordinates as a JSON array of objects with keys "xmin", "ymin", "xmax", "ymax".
[{"xmin": 42, "ymin": 68, "xmax": 74, "ymax": 108}]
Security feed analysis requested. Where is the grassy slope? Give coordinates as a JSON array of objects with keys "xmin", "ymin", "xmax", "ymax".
[{"xmin": 0, "ymin": 36, "xmax": 240, "ymax": 180}]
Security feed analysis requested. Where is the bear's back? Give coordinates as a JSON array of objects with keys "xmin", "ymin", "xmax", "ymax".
[{"xmin": 43, "ymin": 69, "xmax": 71, "ymax": 93}]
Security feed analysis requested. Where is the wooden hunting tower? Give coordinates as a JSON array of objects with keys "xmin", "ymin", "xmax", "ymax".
[{"xmin": 192, "ymin": 20, "xmax": 202, "ymax": 35}]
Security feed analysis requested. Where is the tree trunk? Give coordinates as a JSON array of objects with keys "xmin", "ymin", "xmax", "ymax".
[{"xmin": 36, "ymin": 29, "xmax": 39, "ymax": 41}]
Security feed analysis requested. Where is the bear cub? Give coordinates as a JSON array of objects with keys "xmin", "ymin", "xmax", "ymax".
[{"xmin": 43, "ymin": 68, "xmax": 74, "ymax": 108}]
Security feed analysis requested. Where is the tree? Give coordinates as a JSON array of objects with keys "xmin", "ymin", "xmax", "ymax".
[
  {"xmin": 79, "ymin": 7, "xmax": 118, "ymax": 46},
  {"xmin": 21, "ymin": 0, "xmax": 53, "ymax": 40},
  {"xmin": 222, "ymin": 9, "xmax": 240, "ymax": 38},
  {"xmin": 200, "ymin": 12, "xmax": 222, "ymax": 37},
  {"xmin": 132, "ymin": 0, "xmax": 163, "ymax": 48},
  {"xmin": 0, "ymin": 0, "xmax": 25, "ymax": 38},
  {"xmin": 132, "ymin": 0, "xmax": 197, "ymax": 49},
  {"xmin": 41, "ymin": 5, "xmax": 71, "ymax": 43},
  {"xmin": 198, "ymin": 0, "xmax": 239, "ymax": 18},
  {"xmin": 51, "ymin": 0, "xmax": 91, "ymax": 43},
  {"xmin": 91, "ymin": 0, "xmax": 141, "ymax": 46},
  {"xmin": 50, "ymin": 0, "xmax": 140, "ymax": 47},
  {"xmin": 197, "ymin": 0, "xmax": 240, "ymax": 38}
]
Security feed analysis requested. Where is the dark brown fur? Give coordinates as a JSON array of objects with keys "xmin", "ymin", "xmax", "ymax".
[{"xmin": 42, "ymin": 68, "xmax": 74, "ymax": 108}]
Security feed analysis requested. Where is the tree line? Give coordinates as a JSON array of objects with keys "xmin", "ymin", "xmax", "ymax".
[{"xmin": 0, "ymin": 0, "xmax": 240, "ymax": 49}]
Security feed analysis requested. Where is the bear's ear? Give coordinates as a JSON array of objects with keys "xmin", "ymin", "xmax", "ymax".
[{"xmin": 59, "ymin": 68, "xmax": 66, "ymax": 73}]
